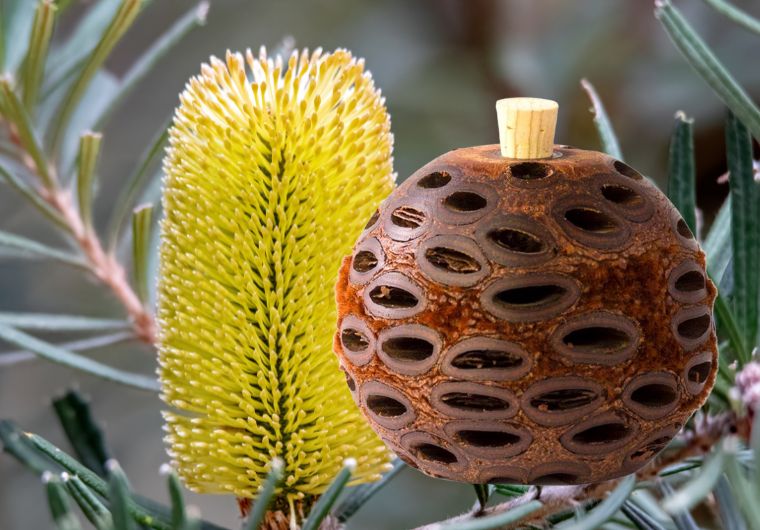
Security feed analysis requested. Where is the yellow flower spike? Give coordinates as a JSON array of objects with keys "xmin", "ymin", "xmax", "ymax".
[{"xmin": 158, "ymin": 47, "xmax": 394, "ymax": 510}]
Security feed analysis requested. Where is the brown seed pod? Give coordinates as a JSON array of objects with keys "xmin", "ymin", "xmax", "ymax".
[{"xmin": 333, "ymin": 99, "xmax": 718, "ymax": 485}]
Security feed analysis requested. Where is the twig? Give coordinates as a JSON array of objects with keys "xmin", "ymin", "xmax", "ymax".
[
  {"xmin": 414, "ymin": 412, "xmax": 739, "ymax": 530},
  {"xmin": 2, "ymin": 120, "xmax": 156, "ymax": 344}
]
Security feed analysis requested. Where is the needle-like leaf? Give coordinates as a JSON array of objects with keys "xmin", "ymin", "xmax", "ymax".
[
  {"xmin": 62, "ymin": 473, "xmax": 112, "ymax": 530},
  {"xmin": 435, "ymin": 500, "xmax": 544, "ymax": 530},
  {"xmin": 0, "ymin": 323, "xmax": 159, "ymax": 391},
  {"xmin": 21, "ymin": 0, "xmax": 56, "ymax": 112},
  {"xmin": 49, "ymin": 0, "xmax": 142, "ymax": 153},
  {"xmin": 0, "ymin": 229, "xmax": 85, "ymax": 268},
  {"xmin": 655, "ymin": 0, "xmax": 760, "ymax": 141},
  {"xmin": 0, "ymin": 76, "xmax": 53, "ymax": 186},
  {"xmin": 581, "ymin": 78, "xmax": 623, "ymax": 161},
  {"xmin": 0, "ymin": 161, "xmax": 68, "ymax": 229},
  {"xmin": 663, "ymin": 448, "xmax": 725, "ymax": 514},
  {"xmin": 558, "ymin": 475, "xmax": 636, "ymax": 530},
  {"xmin": 0, "ymin": 312, "xmax": 128, "ymax": 331},
  {"xmin": 335, "ymin": 459, "xmax": 406, "ymax": 522},
  {"xmin": 726, "ymin": 112, "xmax": 759, "ymax": 353},
  {"xmin": 94, "ymin": 2, "xmax": 209, "ymax": 131},
  {"xmin": 667, "ymin": 112, "xmax": 697, "ymax": 235},
  {"xmin": 301, "ymin": 460, "xmax": 356, "ymax": 530},
  {"xmin": 76, "ymin": 131, "xmax": 103, "ymax": 231},
  {"xmin": 702, "ymin": 0, "xmax": 760, "ymax": 36},
  {"xmin": 243, "ymin": 459, "xmax": 284, "ymax": 530},
  {"xmin": 131, "ymin": 204, "xmax": 153, "ymax": 303},
  {"xmin": 107, "ymin": 460, "xmax": 136, "ymax": 530},
  {"xmin": 44, "ymin": 472, "xmax": 84, "ymax": 530},
  {"xmin": 53, "ymin": 391, "xmax": 112, "ymax": 478}
]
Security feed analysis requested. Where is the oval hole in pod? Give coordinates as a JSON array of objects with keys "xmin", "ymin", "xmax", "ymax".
[
  {"xmin": 622, "ymin": 372, "xmax": 679, "ymax": 420},
  {"xmin": 521, "ymin": 377, "xmax": 605, "ymax": 426},
  {"xmin": 417, "ymin": 235, "xmax": 490, "ymax": 288},
  {"xmin": 684, "ymin": 351, "xmax": 714, "ymax": 395},
  {"xmin": 671, "ymin": 306, "xmax": 712, "ymax": 351},
  {"xmin": 668, "ymin": 260, "xmax": 708, "ymax": 304},
  {"xmin": 613, "ymin": 160, "xmax": 644, "ymax": 181},
  {"xmin": 349, "ymin": 237, "xmax": 384, "ymax": 285},
  {"xmin": 551, "ymin": 311, "xmax": 640, "ymax": 365},
  {"xmin": 560, "ymin": 412, "xmax": 637, "ymax": 456},
  {"xmin": 361, "ymin": 380, "xmax": 417, "ymax": 430},
  {"xmin": 528, "ymin": 461, "xmax": 592, "ymax": 486},
  {"xmin": 417, "ymin": 171, "xmax": 452, "ymax": 189},
  {"xmin": 364, "ymin": 272, "xmax": 426, "ymax": 320},
  {"xmin": 476, "ymin": 214, "xmax": 556, "ymax": 267},
  {"xmin": 442, "ymin": 337, "xmax": 530, "ymax": 381},
  {"xmin": 377, "ymin": 324, "xmax": 441, "ymax": 376},
  {"xmin": 553, "ymin": 197, "xmax": 630, "ymax": 251},
  {"xmin": 445, "ymin": 420, "xmax": 532, "ymax": 459},
  {"xmin": 431, "ymin": 381, "xmax": 517, "ymax": 420},
  {"xmin": 400, "ymin": 431, "xmax": 467, "ymax": 478},
  {"xmin": 338, "ymin": 315, "xmax": 376, "ymax": 366},
  {"xmin": 481, "ymin": 274, "xmax": 580, "ymax": 322}
]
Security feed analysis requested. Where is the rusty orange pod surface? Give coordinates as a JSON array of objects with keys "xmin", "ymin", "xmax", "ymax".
[{"xmin": 333, "ymin": 99, "xmax": 718, "ymax": 485}]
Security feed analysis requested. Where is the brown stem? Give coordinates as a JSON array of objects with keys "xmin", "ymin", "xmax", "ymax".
[
  {"xmin": 4, "ymin": 119, "xmax": 156, "ymax": 345},
  {"xmin": 42, "ymin": 186, "xmax": 156, "ymax": 344},
  {"xmin": 414, "ymin": 412, "xmax": 740, "ymax": 530}
]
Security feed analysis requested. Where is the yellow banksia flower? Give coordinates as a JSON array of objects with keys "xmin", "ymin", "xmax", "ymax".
[{"xmin": 157, "ymin": 48, "xmax": 394, "ymax": 507}]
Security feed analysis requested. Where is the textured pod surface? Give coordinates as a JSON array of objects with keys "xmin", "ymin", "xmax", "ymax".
[
  {"xmin": 334, "ymin": 144, "xmax": 718, "ymax": 485},
  {"xmin": 158, "ymin": 48, "xmax": 394, "ymax": 501}
]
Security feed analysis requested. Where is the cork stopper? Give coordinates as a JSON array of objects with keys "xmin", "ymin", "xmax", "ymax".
[{"xmin": 496, "ymin": 97, "xmax": 558, "ymax": 159}]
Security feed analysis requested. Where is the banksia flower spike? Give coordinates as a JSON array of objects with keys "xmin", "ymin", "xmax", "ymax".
[{"xmin": 157, "ymin": 48, "xmax": 394, "ymax": 516}]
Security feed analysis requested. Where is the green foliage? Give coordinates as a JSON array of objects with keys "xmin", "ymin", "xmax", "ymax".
[{"xmin": 1, "ymin": 0, "xmax": 760, "ymax": 529}]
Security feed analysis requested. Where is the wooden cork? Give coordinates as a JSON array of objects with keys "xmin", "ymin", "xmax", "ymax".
[{"xmin": 496, "ymin": 97, "xmax": 558, "ymax": 159}]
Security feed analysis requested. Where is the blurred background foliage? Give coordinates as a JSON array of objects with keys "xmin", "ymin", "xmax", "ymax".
[{"xmin": 1, "ymin": 0, "xmax": 759, "ymax": 528}]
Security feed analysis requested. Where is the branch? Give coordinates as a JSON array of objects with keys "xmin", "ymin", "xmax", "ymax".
[{"xmin": 414, "ymin": 412, "xmax": 739, "ymax": 530}]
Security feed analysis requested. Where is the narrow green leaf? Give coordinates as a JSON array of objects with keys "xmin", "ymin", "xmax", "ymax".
[
  {"xmin": 243, "ymin": 458, "xmax": 284, "ymax": 530},
  {"xmin": 714, "ymin": 293, "xmax": 747, "ymax": 364},
  {"xmin": 21, "ymin": 0, "xmax": 57, "ymax": 112},
  {"xmin": 0, "ymin": 312, "xmax": 128, "ymax": 332},
  {"xmin": 663, "ymin": 448, "xmax": 725, "ymax": 514},
  {"xmin": 437, "ymin": 500, "xmax": 544, "ymax": 530},
  {"xmin": 558, "ymin": 475, "xmax": 635, "ymax": 530},
  {"xmin": 0, "ymin": 76, "xmax": 53, "ymax": 186},
  {"xmin": 335, "ymin": 459, "xmax": 405, "ymax": 522},
  {"xmin": 0, "ymin": 323, "xmax": 159, "ymax": 391},
  {"xmin": 0, "ymin": 331, "xmax": 133, "ymax": 367},
  {"xmin": 703, "ymin": 0, "xmax": 760, "ymax": 36},
  {"xmin": 2, "ymin": 0, "xmax": 38, "ymax": 73},
  {"xmin": 62, "ymin": 473, "xmax": 113, "ymax": 530},
  {"xmin": 0, "ymin": 419, "xmax": 51, "ymax": 474},
  {"xmin": 94, "ymin": 2, "xmax": 209, "ymax": 130},
  {"xmin": 49, "ymin": 0, "xmax": 142, "ymax": 153},
  {"xmin": 705, "ymin": 197, "xmax": 732, "ymax": 288},
  {"xmin": 76, "ymin": 131, "xmax": 103, "ymax": 230},
  {"xmin": 661, "ymin": 480, "xmax": 704, "ymax": 530},
  {"xmin": 301, "ymin": 459, "xmax": 355, "ymax": 530},
  {"xmin": 724, "ymin": 449, "xmax": 760, "ymax": 525},
  {"xmin": 0, "ymin": 162, "xmax": 69, "ymax": 230},
  {"xmin": 581, "ymin": 78, "xmax": 623, "ymax": 160},
  {"xmin": 713, "ymin": 476, "xmax": 747, "ymax": 530},
  {"xmin": 726, "ymin": 112, "xmax": 760, "ymax": 351},
  {"xmin": 22, "ymin": 431, "xmax": 228, "ymax": 530},
  {"xmin": 131, "ymin": 204, "xmax": 153, "ymax": 303},
  {"xmin": 161, "ymin": 464, "xmax": 187, "ymax": 529},
  {"xmin": 0, "ymin": 230, "xmax": 85, "ymax": 268},
  {"xmin": 107, "ymin": 124, "xmax": 168, "ymax": 250},
  {"xmin": 655, "ymin": 0, "xmax": 760, "ymax": 142},
  {"xmin": 473, "ymin": 484, "xmax": 491, "ymax": 512},
  {"xmin": 53, "ymin": 390, "xmax": 111, "ymax": 478},
  {"xmin": 667, "ymin": 112, "xmax": 697, "ymax": 235},
  {"xmin": 43, "ymin": 0, "xmax": 121, "ymax": 95},
  {"xmin": 752, "ymin": 412, "xmax": 760, "ymax": 493},
  {"xmin": 44, "ymin": 472, "xmax": 84, "ymax": 530},
  {"xmin": 107, "ymin": 460, "xmax": 136, "ymax": 530},
  {"xmin": 621, "ymin": 501, "xmax": 668, "ymax": 530}
]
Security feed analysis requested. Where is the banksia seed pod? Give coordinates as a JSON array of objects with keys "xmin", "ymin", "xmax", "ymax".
[
  {"xmin": 334, "ymin": 98, "xmax": 718, "ymax": 485},
  {"xmin": 158, "ymin": 48, "xmax": 393, "ymax": 508}
]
